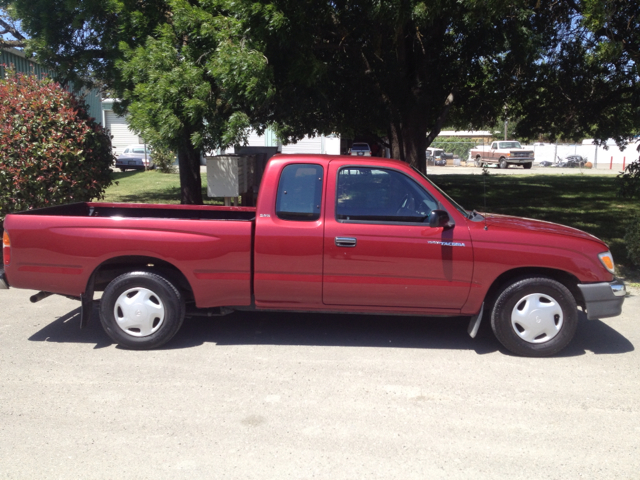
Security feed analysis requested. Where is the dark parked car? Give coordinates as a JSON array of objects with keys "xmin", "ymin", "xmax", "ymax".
[
  {"xmin": 558, "ymin": 155, "xmax": 586, "ymax": 168},
  {"xmin": 426, "ymin": 148, "xmax": 449, "ymax": 166},
  {"xmin": 115, "ymin": 145, "xmax": 154, "ymax": 171},
  {"xmin": 426, "ymin": 155, "xmax": 446, "ymax": 166}
]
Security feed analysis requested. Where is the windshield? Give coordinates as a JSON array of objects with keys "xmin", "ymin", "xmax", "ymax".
[
  {"xmin": 410, "ymin": 166, "xmax": 470, "ymax": 217},
  {"xmin": 499, "ymin": 142, "xmax": 522, "ymax": 149},
  {"xmin": 351, "ymin": 144, "xmax": 370, "ymax": 151}
]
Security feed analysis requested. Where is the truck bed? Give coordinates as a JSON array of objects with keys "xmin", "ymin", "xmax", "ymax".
[
  {"xmin": 4, "ymin": 202, "xmax": 256, "ymax": 307},
  {"xmin": 14, "ymin": 202, "xmax": 257, "ymax": 221}
]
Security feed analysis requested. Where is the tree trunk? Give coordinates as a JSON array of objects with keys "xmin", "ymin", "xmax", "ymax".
[
  {"xmin": 388, "ymin": 110, "xmax": 428, "ymax": 174},
  {"xmin": 178, "ymin": 136, "xmax": 203, "ymax": 205}
]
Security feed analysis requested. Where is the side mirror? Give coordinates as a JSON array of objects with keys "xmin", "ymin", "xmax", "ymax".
[{"xmin": 429, "ymin": 210, "xmax": 451, "ymax": 228}]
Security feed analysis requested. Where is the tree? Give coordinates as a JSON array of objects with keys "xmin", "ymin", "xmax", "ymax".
[
  {"xmin": 6, "ymin": 0, "xmax": 640, "ymax": 184},
  {"xmin": 4, "ymin": 1, "xmax": 572, "ymax": 177},
  {"xmin": 0, "ymin": 5, "xmax": 25, "ymax": 49},
  {"xmin": 511, "ymin": 1, "xmax": 640, "ymax": 146},
  {"xmin": 116, "ymin": 1, "xmax": 275, "ymax": 204},
  {"xmin": 3, "ymin": 0, "xmax": 274, "ymax": 204},
  {"xmin": 0, "ymin": 69, "xmax": 113, "ymax": 225}
]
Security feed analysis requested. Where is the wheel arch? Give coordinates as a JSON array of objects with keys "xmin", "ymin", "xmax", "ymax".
[
  {"xmin": 484, "ymin": 267, "xmax": 585, "ymax": 312},
  {"xmin": 89, "ymin": 255, "xmax": 194, "ymax": 302}
]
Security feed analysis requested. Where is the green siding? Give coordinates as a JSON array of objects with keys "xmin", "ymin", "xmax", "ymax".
[{"xmin": 1, "ymin": 48, "xmax": 103, "ymax": 125}]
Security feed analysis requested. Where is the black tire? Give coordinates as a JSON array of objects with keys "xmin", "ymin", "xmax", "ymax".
[
  {"xmin": 499, "ymin": 157, "xmax": 508, "ymax": 169},
  {"xmin": 99, "ymin": 271, "xmax": 185, "ymax": 349},
  {"xmin": 523, "ymin": 162, "xmax": 532, "ymax": 169},
  {"xmin": 490, "ymin": 277, "xmax": 578, "ymax": 357}
]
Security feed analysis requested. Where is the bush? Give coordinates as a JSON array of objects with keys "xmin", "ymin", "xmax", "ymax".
[
  {"xmin": 0, "ymin": 68, "xmax": 114, "ymax": 226},
  {"xmin": 618, "ymin": 158, "xmax": 640, "ymax": 199},
  {"xmin": 151, "ymin": 146, "xmax": 177, "ymax": 173},
  {"xmin": 624, "ymin": 216, "xmax": 640, "ymax": 266}
]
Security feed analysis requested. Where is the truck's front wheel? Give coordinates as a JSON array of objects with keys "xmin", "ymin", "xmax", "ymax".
[
  {"xmin": 499, "ymin": 158, "xmax": 509, "ymax": 169},
  {"xmin": 100, "ymin": 271, "xmax": 185, "ymax": 349},
  {"xmin": 490, "ymin": 277, "xmax": 578, "ymax": 357}
]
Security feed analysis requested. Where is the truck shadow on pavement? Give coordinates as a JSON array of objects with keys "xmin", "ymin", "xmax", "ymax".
[
  {"xmin": 28, "ymin": 305, "xmax": 114, "ymax": 349},
  {"xmin": 28, "ymin": 305, "xmax": 634, "ymax": 357}
]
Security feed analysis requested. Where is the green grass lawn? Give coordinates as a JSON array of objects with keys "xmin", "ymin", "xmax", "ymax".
[
  {"xmin": 105, "ymin": 170, "xmax": 221, "ymax": 204},
  {"xmin": 431, "ymin": 174, "xmax": 640, "ymax": 282},
  {"xmin": 103, "ymin": 170, "xmax": 640, "ymax": 282}
]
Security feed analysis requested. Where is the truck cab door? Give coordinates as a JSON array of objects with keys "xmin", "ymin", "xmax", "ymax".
[
  {"xmin": 490, "ymin": 142, "xmax": 498, "ymax": 160},
  {"xmin": 253, "ymin": 160, "xmax": 327, "ymax": 307},
  {"xmin": 322, "ymin": 163, "xmax": 473, "ymax": 311}
]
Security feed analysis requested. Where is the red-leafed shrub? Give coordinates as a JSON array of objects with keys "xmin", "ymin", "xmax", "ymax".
[{"xmin": 0, "ymin": 68, "xmax": 114, "ymax": 227}]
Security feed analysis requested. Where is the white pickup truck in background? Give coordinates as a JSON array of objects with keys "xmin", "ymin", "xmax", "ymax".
[{"xmin": 469, "ymin": 141, "xmax": 534, "ymax": 169}]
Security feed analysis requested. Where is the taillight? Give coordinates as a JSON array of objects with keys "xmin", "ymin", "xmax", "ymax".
[{"xmin": 2, "ymin": 231, "xmax": 10, "ymax": 265}]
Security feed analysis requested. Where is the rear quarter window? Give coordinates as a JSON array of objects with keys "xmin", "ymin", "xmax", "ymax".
[{"xmin": 275, "ymin": 164, "xmax": 324, "ymax": 221}]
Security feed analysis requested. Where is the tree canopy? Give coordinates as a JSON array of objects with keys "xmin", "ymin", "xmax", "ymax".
[{"xmin": 4, "ymin": 1, "xmax": 640, "ymax": 202}]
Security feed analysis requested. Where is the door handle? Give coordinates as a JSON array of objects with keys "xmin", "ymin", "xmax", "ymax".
[{"xmin": 335, "ymin": 237, "xmax": 357, "ymax": 247}]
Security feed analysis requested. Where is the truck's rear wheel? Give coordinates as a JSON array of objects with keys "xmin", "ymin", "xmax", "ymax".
[
  {"xmin": 499, "ymin": 158, "xmax": 508, "ymax": 169},
  {"xmin": 490, "ymin": 277, "xmax": 578, "ymax": 357},
  {"xmin": 100, "ymin": 271, "xmax": 185, "ymax": 349}
]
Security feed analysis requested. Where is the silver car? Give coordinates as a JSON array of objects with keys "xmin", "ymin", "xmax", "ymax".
[
  {"xmin": 349, "ymin": 143, "xmax": 372, "ymax": 156},
  {"xmin": 115, "ymin": 145, "xmax": 154, "ymax": 171}
]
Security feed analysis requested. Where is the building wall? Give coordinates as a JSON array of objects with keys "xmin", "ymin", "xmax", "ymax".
[
  {"xmin": 101, "ymin": 100, "xmax": 143, "ymax": 155},
  {"xmin": 1, "ymin": 48, "xmax": 103, "ymax": 125}
]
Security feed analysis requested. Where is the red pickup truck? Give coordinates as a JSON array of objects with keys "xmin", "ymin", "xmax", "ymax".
[{"xmin": 1, "ymin": 154, "xmax": 626, "ymax": 356}]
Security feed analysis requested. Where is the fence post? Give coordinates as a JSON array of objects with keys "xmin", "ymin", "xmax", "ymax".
[
  {"xmin": 610, "ymin": 156, "xmax": 613, "ymax": 169},
  {"xmin": 623, "ymin": 157, "xmax": 626, "ymax": 170}
]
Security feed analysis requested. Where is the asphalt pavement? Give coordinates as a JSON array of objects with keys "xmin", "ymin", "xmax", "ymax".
[{"xmin": 1, "ymin": 286, "xmax": 638, "ymax": 479}]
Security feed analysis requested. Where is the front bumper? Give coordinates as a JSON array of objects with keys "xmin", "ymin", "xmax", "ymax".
[
  {"xmin": 0, "ymin": 267, "xmax": 9, "ymax": 289},
  {"xmin": 115, "ymin": 161, "xmax": 145, "ymax": 170},
  {"xmin": 577, "ymin": 278, "xmax": 626, "ymax": 320},
  {"xmin": 507, "ymin": 158, "xmax": 534, "ymax": 163}
]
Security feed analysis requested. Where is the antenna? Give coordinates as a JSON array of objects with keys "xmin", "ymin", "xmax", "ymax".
[
  {"xmin": 483, "ymin": 173, "xmax": 488, "ymax": 230},
  {"xmin": 483, "ymin": 174, "xmax": 487, "ymax": 211}
]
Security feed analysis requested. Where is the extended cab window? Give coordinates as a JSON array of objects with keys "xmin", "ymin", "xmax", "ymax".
[
  {"xmin": 336, "ymin": 167, "xmax": 438, "ymax": 223},
  {"xmin": 276, "ymin": 164, "xmax": 323, "ymax": 221}
]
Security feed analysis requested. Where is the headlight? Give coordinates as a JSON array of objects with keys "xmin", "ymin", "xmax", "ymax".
[{"xmin": 598, "ymin": 251, "xmax": 615, "ymax": 274}]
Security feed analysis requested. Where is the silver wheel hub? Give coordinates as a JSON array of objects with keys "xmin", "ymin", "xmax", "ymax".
[
  {"xmin": 114, "ymin": 287, "xmax": 165, "ymax": 337},
  {"xmin": 510, "ymin": 293, "xmax": 563, "ymax": 344}
]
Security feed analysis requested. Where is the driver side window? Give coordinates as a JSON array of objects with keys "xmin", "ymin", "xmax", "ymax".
[{"xmin": 336, "ymin": 167, "xmax": 438, "ymax": 223}]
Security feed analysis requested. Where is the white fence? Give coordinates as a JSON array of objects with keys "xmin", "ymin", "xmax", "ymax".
[{"xmin": 525, "ymin": 141, "xmax": 639, "ymax": 170}]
